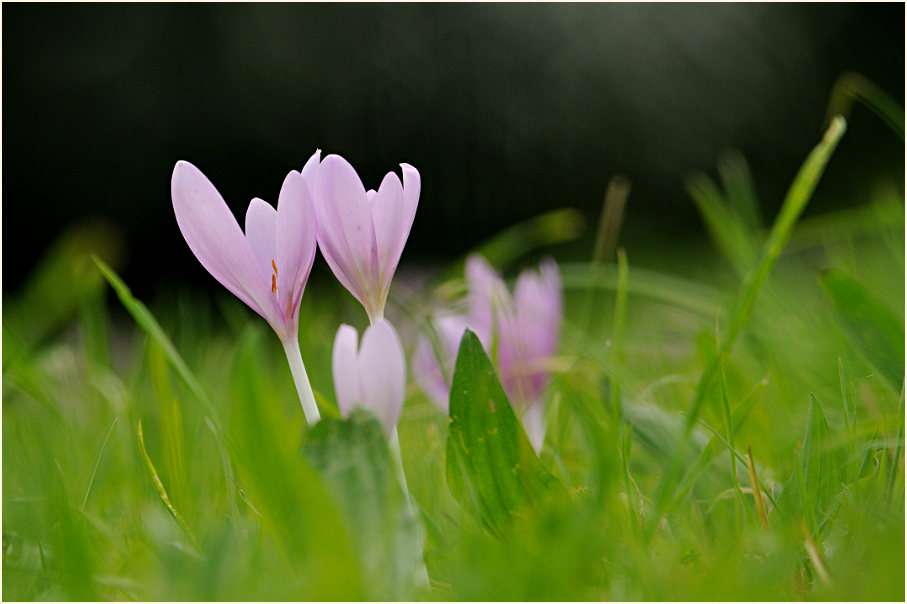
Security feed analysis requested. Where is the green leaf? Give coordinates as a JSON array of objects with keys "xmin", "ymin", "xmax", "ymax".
[
  {"xmin": 821, "ymin": 268, "xmax": 905, "ymax": 389},
  {"xmin": 302, "ymin": 412, "xmax": 427, "ymax": 601},
  {"xmin": 445, "ymin": 329, "xmax": 564, "ymax": 533}
]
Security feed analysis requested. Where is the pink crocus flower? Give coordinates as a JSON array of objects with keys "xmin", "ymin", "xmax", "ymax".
[
  {"xmin": 332, "ymin": 318, "xmax": 407, "ymax": 438},
  {"xmin": 313, "ymin": 154, "xmax": 420, "ymax": 325},
  {"xmin": 414, "ymin": 254, "xmax": 562, "ymax": 452},
  {"xmin": 171, "ymin": 151, "xmax": 322, "ymax": 423}
]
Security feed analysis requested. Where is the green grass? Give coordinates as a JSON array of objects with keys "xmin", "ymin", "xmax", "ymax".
[{"xmin": 3, "ymin": 116, "xmax": 904, "ymax": 600}]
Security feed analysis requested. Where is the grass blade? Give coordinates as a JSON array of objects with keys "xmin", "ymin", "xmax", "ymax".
[
  {"xmin": 825, "ymin": 71, "xmax": 904, "ymax": 140},
  {"xmin": 93, "ymin": 255, "xmax": 237, "ymax": 521},
  {"xmin": 650, "ymin": 116, "xmax": 847, "ymax": 534},
  {"xmin": 81, "ymin": 417, "xmax": 119, "ymax": 510},
  {"xmin": 136, "ymin": 420, "xmax": 200, "ymax": 552}
]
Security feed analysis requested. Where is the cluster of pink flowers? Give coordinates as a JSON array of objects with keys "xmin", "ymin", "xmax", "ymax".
[
  {"xmin": 171, "ymin": 151, "xmax": 561, "ymax": 449},
  {"xmin": 415, "ymin": 255, "xmax": 562, "ymax": 452}
]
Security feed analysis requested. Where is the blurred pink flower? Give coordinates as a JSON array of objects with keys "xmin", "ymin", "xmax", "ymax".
[
  {"xmin": 171, "ymin": 151, "xmax": 322, "ymax": 423},
  {"xmin": 313, "ymin": 154, "xmax": 420, "ymax": 325},
  {"xmin": 332, "ymin": 319, "xmax": 407, "ymax": 438},
  {"xmin": 415, "ymin": 254, "xmax": 562, "ymax": 452}
]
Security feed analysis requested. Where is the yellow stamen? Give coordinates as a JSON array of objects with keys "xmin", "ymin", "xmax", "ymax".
[
  {"xmin": 271, "ymin": 259, "xmax": 278, "ymax": 296},
  {"xmin": 271, "ymin": 259, "xmax": 278, "ymax": 278}
]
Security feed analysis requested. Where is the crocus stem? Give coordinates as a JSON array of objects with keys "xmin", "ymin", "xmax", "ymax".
[
  {"xmin": 389, "ymin": 430, "xmax": 431, "ymax": 592},
  {"xmin": 282, "ymin": 337, "xmax": 321, "ymax": 425}
]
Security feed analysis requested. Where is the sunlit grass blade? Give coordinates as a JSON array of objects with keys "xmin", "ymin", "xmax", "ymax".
[
  {"xmin": 651, "ymin": 116, "xmax": 847, "ymax": 533},
  {"xmin": 136, "ymin": 420, "xmax": 200, "ymax": 552}
]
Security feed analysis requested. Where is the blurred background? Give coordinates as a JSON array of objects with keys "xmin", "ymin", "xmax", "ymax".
[{"xmin": 3, "ymin": 3, "xmax": 904, "ymax": 298}]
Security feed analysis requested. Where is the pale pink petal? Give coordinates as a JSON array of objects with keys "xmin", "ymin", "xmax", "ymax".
[
  {"xmin": 414, "ymin": 314, "xmax": 470, "ymax": 413},
  {"xmin": 332, "ymin": 324, "xmax": 361, "ymax": 418},
  {"xmin": 414, "ymin": 336, "xmax": 449, "ymax": 412},
  {"xmin": 358, "ymin": 319, "xmax": 406, "ymax": 437},
  {"xmin": 514, "ymin": 259, "xmax": 562, "ymax": 358},
  {"xmin": 370, "ymin": 171, "xmax": 407, "ymax": 305},
  {"xmin": 465, "ymin": 254, "xmax": 511, "ymax": 343},
  {"xmin": 244, "ymin": 197, "xmax": 278, "ymax": 280},
  {"xmin": 276, "ymin": 171, "xmax": 317, "ymax": 321},
  {"xmin": 299, "ymin": 149, "xmax": 322, "ymax": 195},
  {"xmin": 314, "ymin": 154, "xmax": 381, "ymax": 316},
  {"xmin": 171, "ymin": 161, "xmax": 273, "ymax": 321}
]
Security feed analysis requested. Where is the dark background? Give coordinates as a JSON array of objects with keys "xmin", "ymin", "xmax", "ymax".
[{"xmin": 3, "ymin": 3, "xmax": 904, "ymax": 297}]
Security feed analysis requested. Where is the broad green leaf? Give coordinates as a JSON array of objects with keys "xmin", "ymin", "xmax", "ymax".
[
  {"xmin": 820, "ymin": 268, "xmax": 905, "ymax": 389},
  {"xmin": 303, "ymin": 411, "xmax": 427, "ymax": 601},
  {"xmin": 445, "ymin": 329, "xmax": 564, "ymax": 533}
]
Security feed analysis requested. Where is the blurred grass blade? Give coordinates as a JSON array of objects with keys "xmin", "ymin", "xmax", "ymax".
[
  {"xmin": 890, "ymin": 385, "xmax": 904, "ymax": 503},
  {"xmin": 820, "ymin": 268, "xmax": 905, "ymax": 389},
  {"xmin": 136, "ymin": 420, "xmax": 200, "ymax": 552},
  {"xmin": 800, "ymin": 395, "xmax": 843, "ymax": 534},
  {"xmin": 92, "ymin": 255, "xmax": 237, "ymax": 519},
  {"xmin": 591, "ymin": 175, "xmax": 631, "ymax": 265},
  {"xmin": 147, "ymin": 340, "xmax": 188, "ymax": 509},
  {"xmin": 446, "ymin": 330, "xmax": 564, "ymax": 532},
  {"xmin": 717, "ymin": 150, "xmax": 762, "ymax": 231},
  {"xmin": 745, "ymin": 446, "xmax": 770, "ymax": 532},
  {"xmin": 674, "ymin": 376, "xmax": 765, "ymax": 500},
  {"xmin": 652, "ymin": 116, "xmax": 847, "ymax": 531},
  {"xmin": 443, "ymin": 208, "xmax": 584, "ymax": 279},
  {"xmin": 826, "ymin": 71, "xmax": 904, "ymax": 140},
  {"xmin": 686, "ymin": 171, "xmax": 759, "ymax": 272},
  {"xmin": 559, "ymin": 262, "xmax": 721, "ymax": 317},
  {"xmin": 93, "ymin": 256, "xmax": 210, "ymax": 413},
  {"xmin": 4, "ymin": 220, "xmax": 124, "ymax": 349},
  {"xmin": 303, "ymin": 411, "xmax": 428, "ymax": 600},
  {"xmin": 609, "ymin": 249, "xmax": 629, "ymax": 421}
]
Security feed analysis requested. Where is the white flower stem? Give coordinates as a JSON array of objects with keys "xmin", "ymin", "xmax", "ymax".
[
  {"xmin": 389, "ymin": 429, "xmax": 431, "ymax": 593},
  {"xmin": 282, "ymin": 337, "xmax": 321, "ymax": 425}
]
